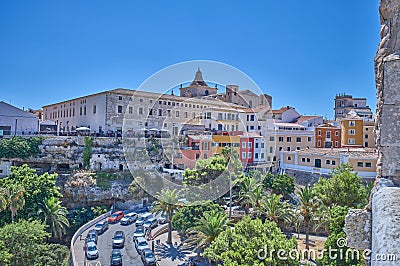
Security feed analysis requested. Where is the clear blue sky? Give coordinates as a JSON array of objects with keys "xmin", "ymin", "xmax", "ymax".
[{"xmin": 0, "ymin": 0, "xmax": 380, "ymax": 119}]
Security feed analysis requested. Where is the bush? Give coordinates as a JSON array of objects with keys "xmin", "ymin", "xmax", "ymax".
[{"xmin": 0, "ymin": 136, "xmax": 42, "ymax": 159}]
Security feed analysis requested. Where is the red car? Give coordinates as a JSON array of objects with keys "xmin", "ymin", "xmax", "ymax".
[{"xmin": 108, "ymin": 211, "xmax": 124, "ymax": 223}]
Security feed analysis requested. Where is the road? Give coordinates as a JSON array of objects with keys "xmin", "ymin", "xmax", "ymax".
[{"xmin": 78, "ymin": 212, "xmax": 160, "ymax": 266}]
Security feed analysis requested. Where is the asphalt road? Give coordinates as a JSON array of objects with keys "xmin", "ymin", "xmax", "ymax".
[{"xmin": 84, "ymin": 212, "xmax": 160, "ymax": 266}]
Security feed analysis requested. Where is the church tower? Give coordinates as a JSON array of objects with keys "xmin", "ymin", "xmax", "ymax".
[{"xmin": 179, "ymin": 68, "xmax": 218, "ymax": 97}]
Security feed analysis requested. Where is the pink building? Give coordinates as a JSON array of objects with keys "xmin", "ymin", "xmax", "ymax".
[{"xmin": 173, "ymin": 135, "xmax": 213, "ymax": 169}]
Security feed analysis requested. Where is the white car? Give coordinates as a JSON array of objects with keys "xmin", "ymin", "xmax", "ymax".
[
  {"xmin": 135, "ymin": 237, "xmax": 150, "ymax": 254},
  {"xmin": 86, "ymin": 241, "xmax": 99, "ymax": 259},
  {"xmin": 158, "ymin": 214, "xmax": 167, "ymax": 224},
  {"xmin": 133, "ymin": 226, "xmax": 146, "ymax": 239},
  {"xmin": 120, "ymin": 212, "xmax": 137, "ymax": 225}
]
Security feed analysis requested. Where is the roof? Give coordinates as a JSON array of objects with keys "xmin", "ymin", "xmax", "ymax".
[
  {"xmin": 0, "ymin": 101, "xmax": 38, "ymax": 119},
  {"xmin": 294, "ymin": 115, "xmax": 321, "ymax": 124},
  {"xmin": 243, "ymin": 106, "xmax": 271, "ymax": 113},
  {"xmin": 189, "ymin": 68, "xmax": 210, "ymax": 87},
  {"xmin": 295, "ymin": 147, "xmax": 377, "ymax": 158},
  {"xmin": 239, "ymin": 132, "xmax": 262, "ymax": 138},
  {"xmin": 274, "ymin": 122, "xmax": 305, "ymax": 128},
  {"xmin": 272, "ymin": 106, "xmax": 293, "ymax": 114}
]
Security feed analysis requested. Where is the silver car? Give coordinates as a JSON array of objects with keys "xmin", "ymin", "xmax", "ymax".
[
  {"xmin": 120, "ymin": 212, "xmax": 137, "ymax": 225},
  {"xmin": 86, "ymin": 241, "xmax": 99, "ymax": 259},
  {"xmin": 135, "ymin": 237, "xmax": 149, "ymax": 254}
]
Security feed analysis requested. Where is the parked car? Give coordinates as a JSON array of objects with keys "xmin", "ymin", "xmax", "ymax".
[
  {"xmin": 86, "ymin": 229, "xmax": 98, "ymax": 244},
  {"xmin": 85, "ymin": 241, "xmax": 99, "ymax": 260},
  {"xmin": 136, "ymin": 212, "xmax": 153, "ymax": 226},
  {"xmin": 143, "ymin": 217, "xmax": 158, "ymax": 231},
  {"xmin": 141, "ymin": 248, "xmax": 156, "ymax": 266},
  {"xmin": 135, "ymin": 236, "xmax": 149, "ymax": 254},
  {"xmin": 120, "ymin": 212, "xmax": 137, "ymax": 225},
  {"xmin": 112, "ymin": 230, "xmax": 125, "ymax": 248},
  {"xmin": 108, "ymin": 211, "xmax": 124, "ymax": 223},
  {"xmin": 94, "ymin": 220, "xmax": 109, "ymax": 234},
  {"xmin": 158, "ymin": 214, "xmax": 167, "ymax": 224},
  {"xmin": 133, "ymin": 226, "xmax": 146, "ymax": 239},
  {"xmin": 110, "ymin": 249, "xmax": 123, "ymax": 266}
]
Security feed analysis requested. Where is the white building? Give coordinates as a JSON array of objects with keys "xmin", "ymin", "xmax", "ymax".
[{"xmin": 0, "ymin": 101, "xmax": 39, "ymax": 136}]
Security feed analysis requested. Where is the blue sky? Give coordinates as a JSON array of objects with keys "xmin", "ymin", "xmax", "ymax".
[{"xmin": 0, "ymin": 0, "xmax": 380, "ymax": 119}]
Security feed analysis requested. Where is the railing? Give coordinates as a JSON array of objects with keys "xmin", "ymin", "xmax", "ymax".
[
  {"xmin": 152, "ymin": 223, "xmax": 169, "ymax": 239},
  {"xmin": 70, "ymin": 212, "xmax": 111, "ymax": 266}
]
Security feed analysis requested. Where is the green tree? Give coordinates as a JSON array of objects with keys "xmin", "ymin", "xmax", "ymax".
[
  {"xmin": 0, "ymin": 220, "xmax": 49, "ymax": 265},
  {"xmin": 257, "ymin": 193, "xmax": 294, "ymax": 229},
  {"xmin": 238, "ymin": 176, "xmax": 261, "ymax": 213},
  {"xmin": 204, "ymin": 216, "xmax": 299, "ymax": 266},
  {"xmin": 0, "ymin": 136, "xmax": 42, "ymax": 159},
  {"xmin": 33, "ymin": 243, "xmax": 70, "ymax": 266},
  {"xmin": 186, "ymin": 209, "xmax": 229, "ymax": 262},
  {"xmin": 263, "ymin": 173, "xmax": 295, "ymax": 197},
  {"xmin": 172, "ymin": 201, "xmax": 223, "ymax": 232},
  {"xmin": 0, "ymin": 164, "xmax": 61, "ymax": 222},
  {"xmin": 152, "ymin": 189, "xmax": 181, "ymax": 244},
  {"xmin": 82, "ymin": 136, "xmax": 93, "ymax": 168},
  {"xmin": 33, "ymin": 197, "xmax": 70, "ymax": 239},
  {"xmin": 297, "ymin": 186, "xmax": 320, "ymax": 250},
  {"xmin": 314, "ymin": 163, "xmax": 367, "ymax": 208},
  {"xmin": 183, "ymin": 155, "xmax": 228, "ymax": 186},
  {"xmin": 3, "ymin": 184, "xmax": 25, "ymax": 222},
  {"xmin": 0, "ymin": 240, "xmax": 12, "ymax": 265}
]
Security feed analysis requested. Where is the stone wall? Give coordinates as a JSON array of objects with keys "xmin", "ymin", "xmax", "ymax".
[{"xmin": 345, "ymin": 1, "xmax": 400, "ymax": 265}]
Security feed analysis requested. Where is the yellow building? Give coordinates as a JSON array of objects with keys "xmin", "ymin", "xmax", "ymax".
[
  {"xmin": 211, "ymin": 134, "xmax": 240, "ymax": 155},
  {"xmin": 363, "ymin": 121, "xmax": 375, "ymax": 148},
  {"xmin": 279, "ymin": 147, "xmax": 377, "ymax": 179},
  {"xmin": 340, "ymin": 117, "xmax": 364, "ymax": 147}
]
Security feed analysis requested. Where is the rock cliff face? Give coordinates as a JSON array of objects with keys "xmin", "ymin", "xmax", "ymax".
[{"xmin": 345, "ymin": 1, "xmax": 400, "ymax": 264}]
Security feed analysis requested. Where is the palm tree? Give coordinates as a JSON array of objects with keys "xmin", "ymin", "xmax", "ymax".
[
  {"xmin": 33, "ymin": 197, "xmax": 70, "ymax": 239},
  {"xmin": 257, "ymin": 193, "xmax": 294, "ymax": 229},
  {"xmin": 0, "ymin": 188, "xmax": 7, "ymax": 212},
  {"xmin": 186, "ymin": 209, "xmax": 229, "ymax": 262},
  {"xmin": 3, "ymin": 185, "xmax": 25, "ymax": 222},
  {"xmin": 152, "ymin": 189, "xmax": 181, "ymax": 244},
  {"xmin": 238, "ymin": 177, "xmax": 263, "ymax": 214},
  {"xmin": 297, "ymin": 186, "xmax": 320, "ymax": 250}
]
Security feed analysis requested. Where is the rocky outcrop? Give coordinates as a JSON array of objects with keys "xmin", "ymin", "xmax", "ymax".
[{"xmin": 345, "ymin": 1, "xmax": 400, "ymax": 264}]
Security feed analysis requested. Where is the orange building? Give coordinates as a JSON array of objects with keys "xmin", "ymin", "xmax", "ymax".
[
  {"xmin": 173, "ymin": 135, "xmax": 213, "ymax": 169},
  {"xmin": 315, "ymin": 124, "xmax": 341, "ymax": 148}
]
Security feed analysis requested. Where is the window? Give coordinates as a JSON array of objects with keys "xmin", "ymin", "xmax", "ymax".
[
  {"xmin": 117, "ymin": 106, "xmax": 123, "ymax": 114},
  {"xmin": 248, "ymin": 152, "xmax": 252, "ymax": 158},
  {"xmin": 332, "ymin": 160, "xmax": 336, "ymax": 165},
  {"xmin": 296, "ymin": 146, "xmax": 300, "ymax": 150},
  {"xmin": 349, "ymin": 129, "xmax": 355, "ymax": 135},
  {"xmin": 167, "ymin": 110, "xmax": 171, "ymax": 117},
  {"xmin": 365, "ymin": 142, "xmax": 369, "ymax": 147},
  {"xmin": 242, "ymin": 152, "xmax": 246, "ymax": 159},
  {"xmin": 348, "ymin": 138, "xmax": 355, "ymax": 144},
  {"xmin": 302, "ymin": 158, "xmax": 305, "ymax": 162},
  {"xmin": 326, "ymin": 131, "xmax": 331, "ymax": 138},
  {"xmin": 326, "ymin": 160, "xmax": 330, "ymax": 165},
  {"xmin": 278, "ymin": 137, "xmax": 284, "ymax": 142},
  {"xmin": 287, "ymin": 137, "xmax": 292, "ymax": 142},
  {"xmin": 248, "ymin": 142, "xmax": 252, "ymax": 148},
  {"xmin": 178, "ymin": 153, "xmax": 182, "ymax": 159},
  {"xmin": 317, "ymin": 140, "xmax": 321, "ymax": 147},
  {"xmin": 308, "ymin": 137, "xmax": 312, "ymax": 142},
  {"xmin": 287, "ymin": 156, "xmax": 291, "ymax": 161},
  {"xmin": 335, "ymin": 141, "xmax": 338, "ymax": 147},
  {"xmin": 296, "ymin": 137, "xmax": 301, "ymax": 142},
  {"xmin": 261, "ymin": 143, "xmax": 264, "ymax": 148},
  {"xmin": 255, "ymin": 143, "xmax": 259, "ymax": 148},
  {"xmin": 93, "ymin": 105, "xmax": 96, "ymax": 114},
  {"xmin": 270, "ymin": 136, "xmax": 275, "ymax": 141},
  {"xmin": 204, "ymin": 154, "xmax": 208, "ymax": 159},
  {"xmin": 202, "ymin": 142, "xmax": 209, "ymax": 150},
  {"xmin": 139, "ymin": 107, "xmax": 143, "ymax": 115},
  {"xmin": 184, "ymin": 112, "xmax": 188, "ymax": 118},
  {"xmin": 118, "ymin": 96, "xmax": 122, "ymax": 100},
  {"xmin": 84, "ymin": 106, "xmax": 87, "ymax": 115},
  {"xmin": 365, "ymin": 162, "xmax": 372, "ymax": 168},
  {"xmin": 306, "ymin": 158, "xmax": 311, "ymax": 163},
  {"xmin": 269, "ymin": 147, "xmax": 273, "ymax": 153},
  {"xmin": 128, "ymin": 107, "xmax": 133, "ymax": 114},
  {"xmin": 357, "ymin": 162, "xmax": 364, "ymax": 167},
  {"xmin": 365, "ymin": 134, "xmax": 368, "ymax": 139},
  {"xmin": 286, "ymin": 147, "xmax": 290, "ymax": 151},
  {"xmin": 261, "ymin": 153, "xmax": 264, "ymax": 158},
  {"xmin": 279, "ymin": 147, "xmax": 283, "ymax": 151},
  {"xmin": 242, "ymin": 142, "xmax": 246, "ymax": 148},
  {"xmin": 176, "ymin": 111, "xmax": 179, "ymax": 117},
  {"xmin": 158, "ymin": 109, "xmax": 162, "ymax": 116},
  {"xmin": 335, "ymin": 131, "xmax": 339, "ymax": 136},
  {"xmin": 149, "ymin": 109, "xmax": 153, "ymax": 116},
  {"xmin": 349, "ymin": 121, "xmax": 356, "ymax": 126},
  {"xmin": 196, "ymin": 153, "xmax": 200, "ymax": 159},
  {"xmin": 250, "ymin": 115, "xmax": 255, "ymax": 121},
  {"xmin": 255, "ymin": 153, "xmax": 259, "ymax": 159},
  {"xmin": 318, "ymin": 130, "xmax": 321, "ymax": 136}
]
